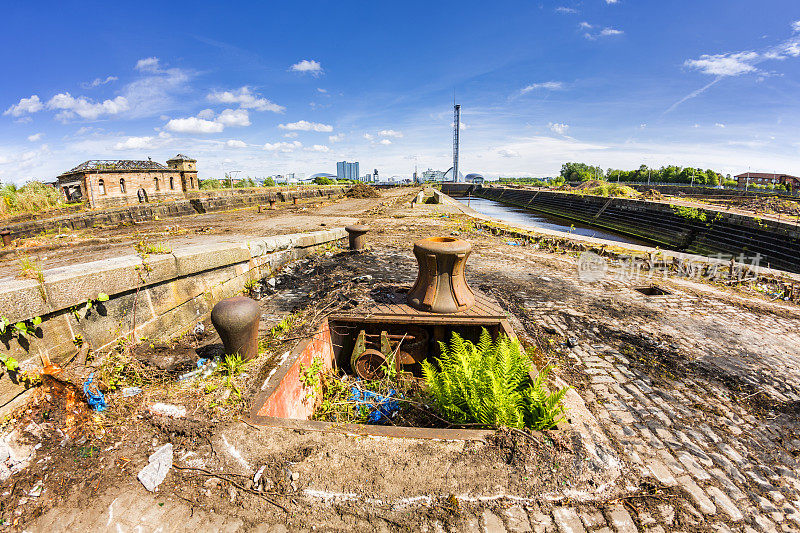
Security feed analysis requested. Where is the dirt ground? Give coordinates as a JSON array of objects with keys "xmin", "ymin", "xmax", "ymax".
[{"xmin": 2, "ymin": 188, "xmax": 800, "ymax": 531}]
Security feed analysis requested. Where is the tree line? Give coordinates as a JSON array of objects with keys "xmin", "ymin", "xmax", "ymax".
[{"xmin": 560, "ymin": 162, "xmax": 729, "ymax": 187}]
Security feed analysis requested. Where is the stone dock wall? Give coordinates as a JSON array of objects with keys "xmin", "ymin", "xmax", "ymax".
[
  {"xmin": 0, "ymin": 228, "xmax": 346, "ymax": 410},
  {"xmin": 0, "ymin": 186, "xmax": 346, "ymax": 240},
  {"xmin": 442, "ymin": 184, "xmax": 800, "ymax": 274}
]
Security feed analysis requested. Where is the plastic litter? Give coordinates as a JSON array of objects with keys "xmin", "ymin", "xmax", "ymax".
[
  {"xmin": 138, "ymin": 443, "xmax": 173, "ymax": 491},
  {"xmin": 178, "ymin": 358, "xmax": 218, "ymax": 381},
  {"xmin": 193, "ymin": 323, "xmax": 205, "ymax": 336},
  {"xmin": 506, "ymin": 241, "xmax": 521, "ymax": 246},
  {"xmin": 83, "ymin": 373, "xmax": 106, "ymax": 412},
  {"xmin": 350, "ymin": 385, "xmax": 401, "ymax": 424},
  {"xmin": 121, "ymin": 387, "xmax": 142, "ymax": 397}
]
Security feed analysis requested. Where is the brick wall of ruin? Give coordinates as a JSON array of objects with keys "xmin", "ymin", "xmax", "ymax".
[{"xmin": 83, "ymin": 170, "xmax": 198, "ymax": 208}]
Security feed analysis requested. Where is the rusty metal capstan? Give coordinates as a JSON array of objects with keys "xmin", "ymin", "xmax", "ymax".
[{"xmin": 406, "ymin": 237, "xmax": 475, "ymax": 314}]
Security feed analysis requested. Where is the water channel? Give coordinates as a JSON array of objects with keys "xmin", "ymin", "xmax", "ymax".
[{"xmin": 456, "ymin": 196, "xmax": 649, "ymax": 246}]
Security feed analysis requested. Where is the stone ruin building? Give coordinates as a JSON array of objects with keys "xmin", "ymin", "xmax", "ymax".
[{"xmin": 56, "ymin": 154, "xmax": 199, "ymax": 208}]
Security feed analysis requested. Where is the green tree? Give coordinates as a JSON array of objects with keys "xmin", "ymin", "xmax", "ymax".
[
  {"xmin": 263, "ymin": 176, "xmax": 276, "ymax": 187},
  {"xmin": 314, "ymin": 177, "xmax": 334, "ymax": 185}
]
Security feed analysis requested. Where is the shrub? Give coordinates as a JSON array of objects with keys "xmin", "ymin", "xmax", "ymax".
[
  {"xmin": 1, "ymin": 181, "xmax": 63, "ymax": 216},
  {"xmin": 422, "ymin": 329, "xmax": 569, "ymax": 430}
]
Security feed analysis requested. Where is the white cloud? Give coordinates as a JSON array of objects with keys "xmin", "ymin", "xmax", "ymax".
[
  {"xmin": 715, "ymin": 123, "xmax": 726, "ymax": 128},
  {"xmin": 317, "ymin": 88, "xmax": 328, "ymax": 93},
  {"xmin": 216, "ymin": 108, "xmax": 251, "ymax": 127},
  {"xmin": 225, "ymin": 139, "xmax": 247, "ymax": 148},
  {"xmin": 579, "ymin": 21, "xmax": 593, "ymax": 29},
  {"xmin": 329, "ymin": 133, "xmax": 344, "ymax": 142},
  {"xmin": 135, "ymin": 57, "xmax": 161, "ymax": 72},
  {"xmin": 279, "ymin": 120, "xmax": 333, "ymax": 132},
  {"xmin": 311, "ymin": 144, "xmax": 330, "ymax": 152},
  {"xmin": 114, "ymin": 136, "xmax": 157, "ymax": 150},
  {"xmin": 207, "ymin": 87, "xmax": 284, "ymax": 113},
  {"xmin": 793, "ymin": 20, "xmax": 800, "ymax": 33},
  {"xmin": 378, "ymin": 129, "xmax": 403, "ymax": 138},
  {"xmin": 379, "ymin": 139, "xmax": 392, "ymax": 145},
  {"xmin": 27, "ymin": 133, "xmax": 42, "ymax": 142},
  {"xmin": 549, "ymin": 122, "xmax": 570, "ymax": 135},
  {"xmin": 605, "ymin": 0, "xmax": 619, "ymax": 4},
  {"xmin": 263, "ymin": 141, "xmax": 302, "ymax": 152},
  {"xmin": 684, "ymin": 51, "xmax": 759, "ymax": 76},
  {"xmin": 555, "ymin": 7, "xmax": 578, "ymax": 13},
  {"xmin": 165, "ymin": 116, "xmax": 224, "ymax": 134},
  {"xmin": 47, "ymin": 93, "xmax": 129, "ymax": 121},
  {"xmin": 83, "ymin": 76, "xmax": 117, "ymax": 88},
  {"xmin": 520, "ymin": 81, "xmax": 564, "ymax": 94},
  {"xmin": 197, "ymin": 108, "xmax": 215, "ymax": 120},
  {"xmin": 284, "ymin": 132, "xmax": 299, "ymax": 138},
  {"xmin": 363, "ymin": 133, "xmax": 374, "ymax": 140},
  {"xmin": 599, "ymin": 28, "xmax": 624, "ymax": 36},
  {"xmin": 639, "ymin": 123, "xmax": 647, "ymax": 129},
  {"xmin": 498, "ymin": 148, "xmax": 520, "ymax": 158},
  {"xmin": 4, "ymin": 95, "xmax": 43, "ymax": 117},
  {"xmin": 290, "ymin": 59, "xmax": 323, "ymax": 75}
]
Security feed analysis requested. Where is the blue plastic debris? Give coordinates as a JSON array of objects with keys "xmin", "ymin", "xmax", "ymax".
[
  {"xmin": 350, "ymin": 385, "xmax": 401, "ymax": 424},
  {"xmin": 506, "ymin": 241, "xmax": 521, "ymax": 246},
  {"xmin": 83, "ymin": 373, "xmax": 106, "ymax": 411}
]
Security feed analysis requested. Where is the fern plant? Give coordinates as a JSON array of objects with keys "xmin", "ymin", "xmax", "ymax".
[{"xmin": 422, "ymin": 329, "xmax": 569, "ymax": 430}]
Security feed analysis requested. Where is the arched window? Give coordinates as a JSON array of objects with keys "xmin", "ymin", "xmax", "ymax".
[
  {"xmin": 98, "ymin": 179, "xmax": 106, "ymax": 195},
  {"xmin": 170, "ymin": 177, "xmax": 174, "ymax": 190},
  {"xmin": 190, "ymin": 177, "xmax": 194, "ymax": 188},
  {"xmin": 119, "ymin": 179, "xmax": 126, "ymax": 193},
  {"xmin": 154, "ymin": 177, "xmax": 160, "ymax": 191}
]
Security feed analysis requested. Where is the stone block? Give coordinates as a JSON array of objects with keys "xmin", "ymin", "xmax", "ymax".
[
  {"xmin": 44, "ymin": 255, "xmax": 144, "ymax": 310},
  {"xmin": 173, "ymin": 242, "xmax": 251, "ymax": 277},
  {"xmin": 0, "ymin": 279, "xmax": 51, "ymax": 322}
]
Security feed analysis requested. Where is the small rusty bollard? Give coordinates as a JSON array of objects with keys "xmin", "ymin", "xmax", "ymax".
[
  {"xmin": 211, "ymin": 296, "xmax": 260, "ymax": 361},
  {"xmin": 407, "ymin": 237, "xmax": 475, "ymax": 314},
  {"xmin": 345, "ymin": 225, "xmax": 370, "ymax": 251},
  {"xmin": 293, "ymin": 197, "xmax": 298, "ymax": 205},
  {"xmin": 268, "ymin": 199, "xmax": 276, "ymax": 209},
  {"xmin": 0, "ymin": 230, "xmax": 11, "ymax": 247}
]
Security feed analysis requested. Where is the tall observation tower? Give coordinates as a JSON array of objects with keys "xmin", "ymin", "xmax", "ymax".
[{"xmin": 452, "ymin": 103, "xmax": 460, "ymax": 183}]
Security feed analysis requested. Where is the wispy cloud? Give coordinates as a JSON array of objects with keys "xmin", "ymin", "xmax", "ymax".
[
  {"xmin": 27, "ymin": 133, "xmax": 43, "ymax": 142},
  {"xmin": 555, "ymin": 6, "xmax": 578, "ymax": 14},
  {"xmin": 207, "ymin": 87, "xmax": 284, "ymax": 113},
  {"xmin": 378, "ymin": 129, "xmax": 403, "ymax": 138},
  {"xmin": 82, "ymin": 76, "xmax": 118, "ymax": 89},
  {"xmin": 549, "ymin": 122, "xmax": 570, "ymax": 135},
  {"xmin": 263, "ymin": 140, "xmax": 302, "ymax": 152},
  {"xmin": 165, "ymin": 116, "xmax": 224, "ymax": 134},
  {"xmin": 520, "ymin": 81, "xmax": 564, "ymax": 95},
  {"xmin": 47, "ymin": 93, "xmax": 129, "ymax": 121},
  {"xmin": 279, "ymin": 120, "xmax": 333, "ymax": 132}
]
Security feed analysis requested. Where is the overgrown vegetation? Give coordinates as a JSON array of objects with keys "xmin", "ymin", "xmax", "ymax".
[
  {"xmin": 134, "ymin": 240, "xmax": 172, "ymax": 257},
  {"xmin": 561, "ymin": 162, "xmax": 724, "ymax": 186},
  {"xmin": 422, "ymin": 329, "xmax": 569, "ymax": 430},
  {"xmin": 671, "ymin": 204, "xmax": 708, "ymax": 222},
  {"xmin": 0, "ymin": 181, "xmax": 64, "ymax": 218}
]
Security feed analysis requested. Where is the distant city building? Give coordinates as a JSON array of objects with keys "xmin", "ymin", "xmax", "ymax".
[
  {"xmin": 422, "ymin": 168, "xmax": 446, "ymax": 182},
  {"xmin": 56, "ymin": 154, "xmax": 198, "ymax": 208},
  {"xmin": 337, "ymin": 161, "xmax": 360, "ymax": 181}
]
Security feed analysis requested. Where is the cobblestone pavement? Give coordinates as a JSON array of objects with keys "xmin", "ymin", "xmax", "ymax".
[{"xmin": 21, "ymin": 222, "xmax": 800, "ymax": 532}]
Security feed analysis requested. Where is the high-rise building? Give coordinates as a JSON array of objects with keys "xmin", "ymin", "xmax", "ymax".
[{"xmin": 336, "ymin": 161, "xmax": 359, "ymax": 181}]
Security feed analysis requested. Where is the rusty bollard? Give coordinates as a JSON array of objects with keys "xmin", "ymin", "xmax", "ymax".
[
  {"xmin": 293, "ymin": 197, "xmax": 298, "ymax": 205},
  {"xmin": 345, "ymin": 225, "xmax": 370, "ymax": 251},
  {"xmin": 407, "ymin": 237, "xmax": 475, "ymax": 314},
  {"xmin": 0, "ymin": 230, "xmax": 11, "ymax": 247},
  {"xmin": 268, "ymin": 199, "xmax": 276, "ymax": 209},
  {"xmin": 211, "ymin": 296, "xmax": 260, "ymax": 361}
]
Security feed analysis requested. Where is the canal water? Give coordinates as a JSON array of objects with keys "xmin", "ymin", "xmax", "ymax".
[{"xmin": 456, "ymin": 196, "xmax": 648, "ymax": 246}]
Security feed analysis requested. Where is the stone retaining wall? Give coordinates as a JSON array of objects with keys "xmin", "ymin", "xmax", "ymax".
[
  {"xmin": 0, "ymin": 186, "xmax": 346, "ymax": 240},
  {"xmin": 0, "ymin": 228, "xmax": 346, "ymax": 409}
]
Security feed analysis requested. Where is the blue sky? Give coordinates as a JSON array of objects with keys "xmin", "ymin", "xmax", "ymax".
[{"xmin": 2, "ymin": 1, "xmax": 800, "ymax": 183}]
